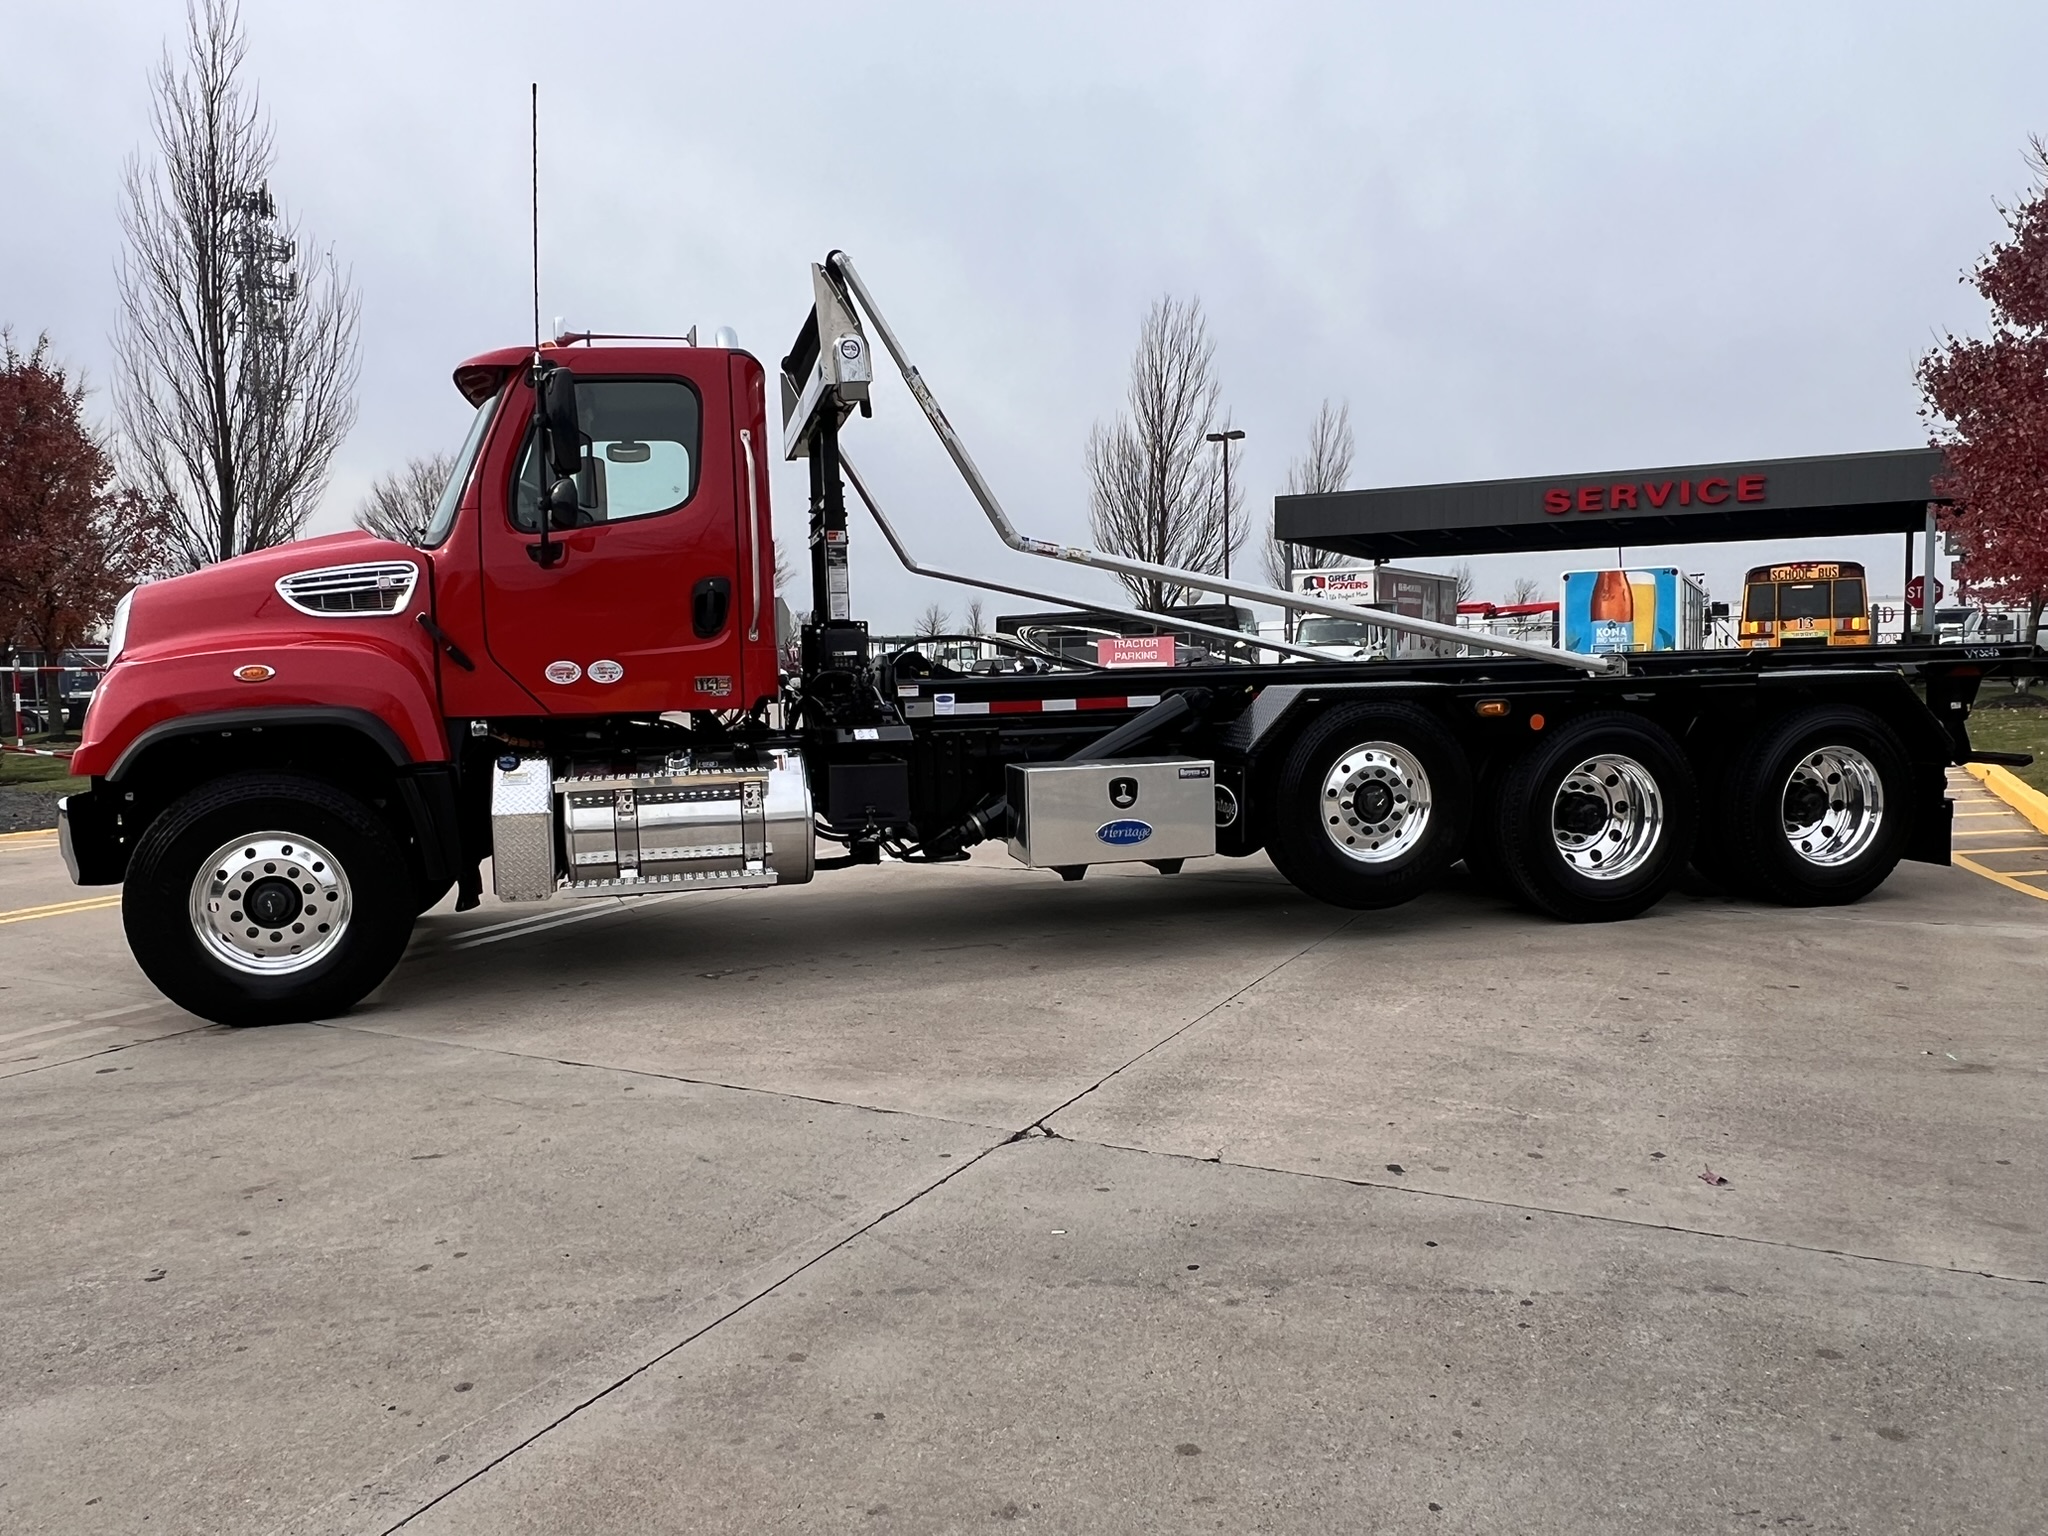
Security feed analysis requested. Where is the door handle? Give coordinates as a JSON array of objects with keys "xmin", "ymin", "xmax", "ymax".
[
  {"xmin": 693, "ymin": 576, "xmax": 732, "ymax": 638},
  {"xmin": 740, "ymin": 428, "xmax": 762, "ymax": 643}
]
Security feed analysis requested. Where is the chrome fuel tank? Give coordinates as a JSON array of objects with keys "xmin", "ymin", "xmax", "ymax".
[{"xmin": 490, "ymin": 751, "xmax": 813, "ymax": 901}]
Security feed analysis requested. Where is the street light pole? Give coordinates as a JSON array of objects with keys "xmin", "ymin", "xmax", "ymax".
[{"xmin": 1205, "ymin": 428, "xmax": 1246, "ymax": 583}]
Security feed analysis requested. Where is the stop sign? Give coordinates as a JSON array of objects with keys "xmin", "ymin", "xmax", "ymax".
[{"xmin": 1906, "ymin": 575, "xmax": 1945, "ymax": 609}]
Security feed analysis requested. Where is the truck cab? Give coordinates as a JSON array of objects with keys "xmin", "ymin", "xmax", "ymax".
[{"xmin": 62, "ymin": 340, "xmax": 783, "ymax": 1024}]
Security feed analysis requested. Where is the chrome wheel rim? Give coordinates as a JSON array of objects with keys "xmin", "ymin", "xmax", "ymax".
[
  {"xmin": 1550, "ymin": 754, "xmax": 1663, "ymax": 881},
  {"xmin": 1319, "ymin": 740, "xmax": 1432, "ymax": 863},
  {"xmin": 1781, "ymin": 745, "xmax": 1883, "ymax": 867},
  {"xmin": 190, "ymin": 832, "xmax": 352, "ymax": 976}
]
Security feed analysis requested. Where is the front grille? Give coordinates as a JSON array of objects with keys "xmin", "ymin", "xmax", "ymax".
[{"xmin": 275, "ymin": 561, "xmax": 419, "ymax": 616}]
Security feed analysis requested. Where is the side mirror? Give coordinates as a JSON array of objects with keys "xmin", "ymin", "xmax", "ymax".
[
  {"xmin": 539, "ymin": 367, "xmax": 581, "ymax": 477},
  {"xmin": 547, "ymin": 478, "xmax": 581, "ymax": 529}
]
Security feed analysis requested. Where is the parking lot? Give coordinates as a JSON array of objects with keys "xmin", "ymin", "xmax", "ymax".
[{"xmin": 3, "ymin": 782, "xmax": 2045, "ymax": 1536}]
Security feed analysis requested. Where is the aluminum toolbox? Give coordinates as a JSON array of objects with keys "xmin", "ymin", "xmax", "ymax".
[{"xmin": 1006, "ymin": 757, "xmax": 1217, "ymax": 869}]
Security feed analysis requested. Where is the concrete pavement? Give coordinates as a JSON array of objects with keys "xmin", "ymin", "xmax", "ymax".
[{"xmin": 1, "ymin": 833, "xmax": 2043, "ymax": 1533}]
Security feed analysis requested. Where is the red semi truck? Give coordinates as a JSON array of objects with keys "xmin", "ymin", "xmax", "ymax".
[{"xmin": 58, "ymin": 253, "xmax": 2038, "ymax": 1025}]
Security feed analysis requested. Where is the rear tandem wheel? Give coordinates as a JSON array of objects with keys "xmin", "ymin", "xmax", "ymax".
[
  {"xmin": 1263, "ymin": 702, "xmax": 1472, "ymax": 909},
  {"xmin": 1492, "ymin": 712, "xmax": 1698, "ymax": 923}
]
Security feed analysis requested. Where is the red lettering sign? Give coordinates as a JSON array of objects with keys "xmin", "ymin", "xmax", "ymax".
[{"xmin": 1539, "ymin": 470, "xmax": 1766, "ymax": 516}]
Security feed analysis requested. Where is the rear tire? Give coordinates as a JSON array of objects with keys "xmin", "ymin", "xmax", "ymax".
[
  {"xmin": 1721, "ymin": 706, "xmax": 1910, "ymax": 906},
  {"xmin": 1495, "ymin": 712, "xmax": 1696, "ymax": 922},
  {"xmin": 1265, "ymin": 703, "xmax": 1471, "ymax": 909},
  {"xmin": 124, "ymin": 773, "xmax": 417, "ymax": 1027}
]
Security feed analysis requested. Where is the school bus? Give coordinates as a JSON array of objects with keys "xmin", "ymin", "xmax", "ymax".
[{"xmin": 1738, "ymin": 561, "xmax": 1870, "ymax": 648}]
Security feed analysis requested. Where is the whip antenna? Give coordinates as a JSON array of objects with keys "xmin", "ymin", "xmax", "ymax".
[{"xmin": 530, "ymin": 82, "xmax": 541, "ymax": 356}]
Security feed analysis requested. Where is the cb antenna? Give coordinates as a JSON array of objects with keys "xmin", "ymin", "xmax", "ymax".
[{"xmin": 530, "ymin": 82, "xmax": 542, "ymax": 357}]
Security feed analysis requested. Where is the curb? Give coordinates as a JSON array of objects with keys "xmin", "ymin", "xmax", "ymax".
[{"xmin": 1963, "ymin": 762, "xmax": 2048, "ymax": 836}]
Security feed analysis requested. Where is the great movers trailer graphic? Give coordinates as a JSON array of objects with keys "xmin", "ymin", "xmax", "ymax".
[{"xmin": 1561, "ymin": 567, "xmax": 1708, "ymax": 654}]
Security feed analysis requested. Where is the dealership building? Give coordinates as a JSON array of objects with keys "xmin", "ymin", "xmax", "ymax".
[{"xmin": 1273, "ymin": 447, "xmax": 1947, "ymax": 633}]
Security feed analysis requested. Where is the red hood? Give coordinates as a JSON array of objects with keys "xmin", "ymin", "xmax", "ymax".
[{"xmin": 121, "ymin": 531, "xmax": 425, "ymax": 662}]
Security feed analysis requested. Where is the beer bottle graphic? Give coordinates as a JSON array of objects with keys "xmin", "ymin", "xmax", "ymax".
[{"xmin": 1590, "ymin": 569, "xmax": 1634, "ymax": 653}]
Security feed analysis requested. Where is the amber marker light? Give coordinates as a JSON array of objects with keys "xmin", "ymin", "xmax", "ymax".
[
  {"xmin": 1475, "ymin": 699, "xmax": 1509, "ymax": 717},
  {"xmin": 234, "ymin": 664, "xmax": 275, "ymax": 683},
  {"xmin": 1528, "ymin": 713, "xmax": 1546, "ymax": 731}
]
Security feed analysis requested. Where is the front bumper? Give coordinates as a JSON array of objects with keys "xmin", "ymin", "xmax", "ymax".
[{"xmin": 58, "ymin": 789, "xmax": 128, "ymax": 886}]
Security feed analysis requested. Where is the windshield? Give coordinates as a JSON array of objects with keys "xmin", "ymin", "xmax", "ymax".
[
  {"xmin": 1297, "ymin": 616, "xmax": 1376, "ymax": 646},
  {"xmin": 420, "ymin": 390, "xmax": 502, "ymax": 548}
]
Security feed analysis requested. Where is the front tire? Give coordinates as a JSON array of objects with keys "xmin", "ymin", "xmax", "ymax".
[
  {"xmin": 1264, "ymin": 703, "xmax": 1472, "ymax": 909},
  {"xmin": 124, "ymin": 773, "xmax": 417, "ymax": 1027},
  {"xmin": 1494, "ymin": 713, "xmax": 1696, "ymax": 922}
]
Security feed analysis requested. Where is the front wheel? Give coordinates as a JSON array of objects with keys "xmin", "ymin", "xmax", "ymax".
[
  {"xmin": 124, "ymin": 773, "xmax": 417, "ymax": 1026},
  {"xmin": 1494, "ymin": 713, "xmax": 1697, "ymax": 922},
  {"xmin": 1263, "ymin": 702, "xmax": 1472, "ymax": 908}
]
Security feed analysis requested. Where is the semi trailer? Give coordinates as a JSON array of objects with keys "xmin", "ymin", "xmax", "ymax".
[{"xmin": 57, "ymin": 252, "xmax": 2040, "ymax": 1026}]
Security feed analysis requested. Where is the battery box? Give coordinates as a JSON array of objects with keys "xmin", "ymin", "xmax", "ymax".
[{"xmin": 1006, "ymin": 757, "xmax": 1217, "ymax": 870}]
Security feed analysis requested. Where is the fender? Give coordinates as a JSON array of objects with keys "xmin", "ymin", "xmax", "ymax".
[{"xmin": 71, "ymin": 639, "xmax": 447, "ymax": 780}]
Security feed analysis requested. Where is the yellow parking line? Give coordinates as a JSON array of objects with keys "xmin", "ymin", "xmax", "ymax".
[
  {"xmin": 1956, "ymin": 811, "xmax": 2016, "ymax": 818},
  {"xmin": 1982, "ymin": 867, "xmax": 2048, "ymax": 879},
  {"xmin": 1953, "ymin": 854, "xmax": 2048, "ymax": 902},
  {"xmin": 1964, "ymin": 847, "xmax": 2048, "ymax": 855},
  {"xmin": 0, "ymin": 894, "xmax": 122, "ymax": 926},
  {"xmin": 0, "ymin": 829, "xmax": 59, "ymax": 843}
]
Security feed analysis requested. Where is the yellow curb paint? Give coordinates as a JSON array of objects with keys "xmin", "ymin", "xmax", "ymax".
[
  {"xmin": 0, "ymin": 829, "xmax": 60, "ymax": 843},
  {"xmin": 1953, "ymin": 853, "xmax": 2048, "ymax": 902},
  {"xmin": 1963, "ymin": 762, "xmax": 2048, "ymax": 835},
  {"xmin": 0, "ymin": 894, "xmax": 122, "ymax": 926}
]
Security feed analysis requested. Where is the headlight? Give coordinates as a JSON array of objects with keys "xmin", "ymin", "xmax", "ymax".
[{"xmin": 105, "ymin": 591, "xmax": 134, "ymax": 663}]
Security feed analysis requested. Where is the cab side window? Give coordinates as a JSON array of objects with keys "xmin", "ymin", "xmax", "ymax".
[{"xmin": 513, "ymin": 378, "xmax": 700, "ymax": 530}]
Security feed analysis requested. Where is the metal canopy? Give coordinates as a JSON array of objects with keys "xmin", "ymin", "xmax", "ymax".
[{"xmin": 1274, "ymin": 448, "xmax": 1943, "ymax": 561}]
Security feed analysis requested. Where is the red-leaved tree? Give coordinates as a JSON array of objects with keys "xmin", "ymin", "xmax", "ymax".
[
  {"xmin": 0, "ymin": 332, "xmax": 170, "ymax": 670},
  {"xmin": 1918, "ymin": 139, "xmax": 2048, "ymax": 647}
]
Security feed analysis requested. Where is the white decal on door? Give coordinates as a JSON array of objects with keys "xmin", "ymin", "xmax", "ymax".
[
  {"xmin": 588, "ymin": 659, "xmax": 624, "ymax": 684},
  {"xmin": 544, "ymin": 660, "xmax": 582, "ymax": 685}
]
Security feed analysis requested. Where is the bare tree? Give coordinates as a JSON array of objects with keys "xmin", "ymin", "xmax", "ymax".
[
  {"xmin": 114, "ymin": 0, "xmax": 359, "ymax": 572},
  {"xmin": 1265, "ymin": 399, "xmax": 1355, "ymax": 587},
  {"xmin": 1449, "ymin": 562, "xmax": 1475, "ymax": 603},
  {"xmin": 352, "ymin": 452, "xmax": 453, "ymax": 546},
  {"xmin": 1506, "ymin": 575, "xmax": 1543, "ymax": 605},
  {"xmin": 964, "ymin": 596, "xmax": 986, "ymax": 634},
  {"xmin": 913, "ymin": 602, "xmax": 952, "ymax": 638},
  {"xmin": 1086, "ymin": 297, "xmax": 1234, "ymax": 610}
]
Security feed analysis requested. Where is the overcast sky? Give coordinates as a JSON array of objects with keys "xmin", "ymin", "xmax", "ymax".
[{"xmin": 5, "ymin": 0, "xmax": 2044, "ymax": 630}]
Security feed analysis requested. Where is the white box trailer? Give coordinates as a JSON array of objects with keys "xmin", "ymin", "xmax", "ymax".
[{"xmin": 1290, "ymin": 566, "xmax": 1462, "ymax": 659}]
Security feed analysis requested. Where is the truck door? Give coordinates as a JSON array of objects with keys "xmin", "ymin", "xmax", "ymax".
[{"xmin": 479, "ymin": 367, "xmax": 755, "ymax": 715}]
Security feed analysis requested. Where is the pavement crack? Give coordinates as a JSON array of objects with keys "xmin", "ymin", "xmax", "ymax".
[
  {"xmin": 1046, "ymin": 1130, "xmax": 2048, "ymax": 1288},
  {"xmin": 375, "ymin": 1132, "xmax": 1013, "ymax": 1534},
  {"xmin": 1018, "ymin": 912, "xmax": 1360, "ymax": 1133},
  {"xmin": 312, "ymin": 1021, "xmax": 1004, "ymax": 1135}
]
